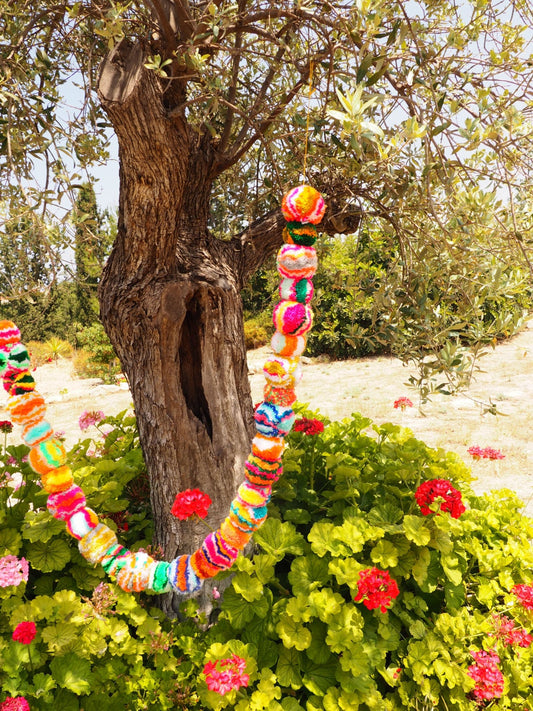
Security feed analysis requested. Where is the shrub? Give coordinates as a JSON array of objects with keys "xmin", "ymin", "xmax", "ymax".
[
  {"xmin": 1, "ymin": 410, "xmax": 532, "ymax": 709},
  {"xmin": 73, "ymin": 322, "xmax": 120, "ymax": 383},
  {"xmin": 244, "ymin": 315, "xmax": 270, "ymax": 350}
]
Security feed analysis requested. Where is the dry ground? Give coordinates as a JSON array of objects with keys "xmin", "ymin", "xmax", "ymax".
[{"xmin": 2, "ymin": 321, "xmax": 532, "ymax": 515}]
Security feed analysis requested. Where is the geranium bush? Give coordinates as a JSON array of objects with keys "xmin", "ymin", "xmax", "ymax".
[{"xmin": 1, "ymin": 409, "xmax": 533, "ymax": 709}]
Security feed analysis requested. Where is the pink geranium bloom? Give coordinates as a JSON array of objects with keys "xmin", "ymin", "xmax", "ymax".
[
  {"xmin": 203, "ymin": 655, "xmax": 249, "ymax": 695},
  {"xmin": 393, "ymin": 397, "xmax": 413, "ymax": 411},
  {"xmin": 0, "ymin": 556, "xmax": 29, "ymax": 588},
  {"xmin": 467, "ymin": 446, "xmax": 505, "ymax": 460},
  {"xmin": 467, "ymin": 649, "xmax": 504, "ymax": 701},
  {"xmin": 0, "ymin": 697, "xmax": 30, "ymax": 711},
  {"xmin": 78, "ymin": 410, "xmax": 105, "ymax": 431}
]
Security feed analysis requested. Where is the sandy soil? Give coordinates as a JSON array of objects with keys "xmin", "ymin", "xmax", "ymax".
[{"xmin": 2, "ymin": 322, "xmax": 532, "ymax": 515}]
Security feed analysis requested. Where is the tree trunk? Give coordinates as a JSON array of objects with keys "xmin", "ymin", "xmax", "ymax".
[{"xmin": 97, "ymin": 40, "xmax": 260, "ymax": 614}]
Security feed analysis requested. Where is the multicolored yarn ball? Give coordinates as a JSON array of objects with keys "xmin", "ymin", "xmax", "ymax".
[
  {"xmin": 277, "ymin": 244, "xmax": 317, "ymax": 280},
  {"xmin": 0, "ymin": 184, "xmax": 326, "ymax": 597},
  {"xmin": 283, "ymin": 221, "xmax": 317, "ymax": 246},
  {"xmin": 281, "ymin": 185, "xmax": 326, "ymax": 224},
  {"xmin": 0, "ymin": 320, "xmax": 21, "ymax": 350}
]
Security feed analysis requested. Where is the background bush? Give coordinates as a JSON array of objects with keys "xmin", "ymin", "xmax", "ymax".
[{"xmin": 1, "ymin": 410, "xmax": 532, "ymax": 709}]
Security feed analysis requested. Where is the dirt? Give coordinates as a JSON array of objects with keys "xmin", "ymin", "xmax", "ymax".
[{"xmin": 2, "ymin": 321, "xmax": 532, "ymax": 515}]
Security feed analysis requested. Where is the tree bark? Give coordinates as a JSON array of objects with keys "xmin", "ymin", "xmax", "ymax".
[{"xmin": 97, "ymin": 39, "xmax": 263, "ymax": 614}]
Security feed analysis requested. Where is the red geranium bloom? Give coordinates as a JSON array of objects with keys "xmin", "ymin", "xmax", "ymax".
[
  {"xmin": 0, "ymin": 420, "xmax": 13, "ymax": 434},
  {"xmin": 467, "ymin": 650, "xmax": 504, "ymax": 702},
  {"xmin": 512, "ymin": 584, "xmax": 533, "ymax": 610},
  {"xmin": 171, "ymin": 488, "xmax": 212, "ymax": 520},
  {"xmin": 203, "ymin": 654, "xmax": 249, "ymax": 695},
  {"xmin": 393, "ymin": 397, "xmax": 413, "ymax": 411},
  {"xmin": 491, "ymin": 614, "xmax": 532, "ymax": 648},
  {"xmin": 294, "ymin": 417, "xmax": 324, "ymax": 435},
  {"xmin": 467, "ymin": 445, "xmax": 505, "ymax": 460},
  {"xmin": 12, "ymin": 621, "xmax": 36, "ymax": 645},
  {"xmin": 415, "ymin": 479, "xmax": 466, "ymax": 519},
  {"xmin": 354, "ymin": 567, "xmax": 399, "ymax": 613},
  {"xmin": 0, "ymin": 698, "xmax": 30, "ymax": 711}
]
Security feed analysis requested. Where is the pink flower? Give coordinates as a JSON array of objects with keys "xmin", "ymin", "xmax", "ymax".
[
  {"xmin": 491, "ymin": 615, "xmax": 532, "ymax": 648},
  {"xmin": 203, "ymin": 655, "xmax": 249, "ymax": 695},
  {"xmin": 513, "ymin": 584, "xmax": 533, "ymax": 610},
  {"xmin": 12, "ymin": 621, "xmax": 36, "ymax": 645},
  {"xmin": 78, "ymin": 410, "xmax": 105, "ymax": 431},
  {"xmin": 293, "ymin": 417, "xmax": 325, "ymax": 435},
  {"xmin": 0, "ymin": 556, "xmax": 29, "ymax": 588},
  {"xmin": 393, "ymin": 397, "xmax": 413, "ymax": 411},
  {"xmin": 467, "ymin": 446, "xmax": 505, "ymax": 461},
  {"xmin": 0, "ymin": 698, "xmax": 30, "ymax": 711},
  {"xmin": 171, "ymin": 489, "xmax": 212, "ymax": 520},
  {"xmin": 467, "ymin": 649, "xmax": 504, "ymax": 701},
  {"xmin": 212, "ymin": 587, "xmax": 221, "ymax": 600},
  {"xmin": 354, "ymin": 567, "xmax": 400, "ymax": 613},
  {"xmin": 415, "ymin": 479, "xmax": 466, "ymax": 519}
]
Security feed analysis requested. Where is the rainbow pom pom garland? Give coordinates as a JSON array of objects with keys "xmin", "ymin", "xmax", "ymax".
[{"xmin": 0, "ymin": 184, "xmax": 326, "ymax": 596}]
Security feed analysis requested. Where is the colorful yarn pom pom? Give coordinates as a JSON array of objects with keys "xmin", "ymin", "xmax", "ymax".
[
  {"xmin": 281, "ymin": 185, "xmax": 326, "ymax": 224},
  {"xmin": 1, "ymin": 184, "xmax": 326, "ymax": 596}
]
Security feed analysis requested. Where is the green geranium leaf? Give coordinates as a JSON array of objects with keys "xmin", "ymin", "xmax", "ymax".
[
  {"xmin": 326, "ymin": 603, "xmax": 364, "ymax": 653},
  {"xmin": 371, "ymin": 539, "xmax": 399, "ymax": 568},
  {"xmin": 233, "ymin": 572, "xmax": 264, "ymax": 602},
  {"xmin": 289, "ymin": 554, "xmax": 330, "ymax": 596},
  {"xmin": 445, "ymin": 583, "xmax": 465, "ymax": 611},
  {"xmin": 254, "ymin": 519, "xmax": 304, "ymax": 560},
  {"xmin": 0, "ymin": 528, "xmax": 22, "ymax": 555},
  {"xmin": 50, "ymin": 654, "xmax": 93, "ymax": 694},
  {"xmin": 276, "ymin": 646, "xmax": 303, "ymax": 689},
  {"xmin": 32, "ymin": 672, "xmax": 57, "ymax": 697},
  {"xmin": 281, "ymin": 699, "xmax": 305, "ymax": 711},
  {"xmin": 276, "ymin": 615, "xmax": 311, "ymax": 651},
  {"xmin": 23, "ymin": 510, "xmax": 65, "ymax": 542},
  {"xmin": 308, "ymin": 588, "xmax": 344, "ymax": 624},
  {"xmin": 253, "ymin": 554, "xmax": 276, "ymax": 584},
  {"xmin": 27, "ymin": 539, "xmax": 71, "ymax": 572},
  {"xmin": 222, "ymin": 587, "xmax": 267, "ymax": 629},
  {"xmin": 302, "ymin": 659, "xmax": 338, "ymax": 696},
  {"xmin": 412, "ymin": 547, "xmax": 431, "ymax": 587},
  {"xmin": 328, "ymin": 558, "xmax": 364, "ymax": 590},
  {"xmin": 42, "ymin": 622, "xmax": 79, "ymax": 652},
  {"xmin": 403, "ymin": 515, "xmax": 431, "ymax": 546},
  {"xmin": 308, "ymin": 522, "xmax": 336, "ymax": 557}
]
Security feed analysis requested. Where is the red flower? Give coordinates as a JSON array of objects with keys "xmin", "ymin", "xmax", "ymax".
[
  {"xmin": 467, "ymin": 649, "xmax": 504, "ymax": 701},
  {"xmin": 12, "ymin": 621, "xmax": 36, "ymax": 645},
  {"xmin": 513, "ymin": 584, "xmax": 533, "ymax": 610},
  {"xmin": 491, "ymin": 614, "xmax": 532, "ymax": 648},
  {"xmin": 393, "ymin": 397, "xmax": 413, "ymax": 411},
  {"xmin": 203, "ymin": 654, "xmax": 249, "ymax": 695},
  {"xmin": 171, "ymin": 488, "xmax": 212, "ymax": 520},
  {"xmin": 293, "ymin": 418, "xmax": 324, "ymax": 435},
  {"xmin": 354, "ymin": 567, "xmax": 399, "ymax": 613},
  {"xmin": 467, "ymin": 445, "xmax": 505, "ymax": 460},
  {"xmin": 415, "ymin": 479, "xmax": 466, "ymax": 519},
  {"xmin": 0, "ymin": 420, "xmax": 13, "ymax": 434},
  {"xmin": 0, "ymin": 698, "xmax": 30, "ymax": 711}
]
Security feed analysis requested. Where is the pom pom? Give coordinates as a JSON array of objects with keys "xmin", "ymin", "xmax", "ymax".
[
  {"xmin": 244, "ymin": 455, "xmax": 283, "ymax": 486},
  {"xmin": 251, "ymin": 433, "xmax": 285, "ymax": 461},
  {"xmin": 79, "ymin": 523, "xmax": 118, "ymax": 566},
  {"xmin": 0, "ymin": 351, "xmax": 7, "ymax": 375},
  {"xmin": 263, "ymin": 355, "xmax": 301, "ymax": 387},
  {"xmin": 190, "ymin": 548, "xmax": 222, "ymax": 579},
  {"xmin": 41, "ymin": 465, "xmax": 74, "ymax": 494},
  {"xmin": 277, "ymin": 244, "xmax": 317, "ymax": 280},
  {"xmin": 273, "ymin": 301, "xmax": 313, "ymax": 336},
  {"xmin": 65, "ymin": 507, "xmax": 99, "ymax": 539},
  {"xmin": 115, "ymin": 551, "xmax": 155, "ymax": 592},
  {"xmin": 22, "ymin": 420, "xmax": 53, "ymax": 447},
  {"xmin": 3, "ymin": 371, "xmax": 36, "ymax": 397},
  {"xmin": 263, "ymin": 382, "xmax": 297, "ymax": 407},
  {"xmin": 7, "ymin": 344, "xmax": 31, "ymax": 372},
  {"xmin": 47, "ymin": 486, "xmax": 86, "ymax": 521},
  {"xmin": 281, "ymin": 185, "xmax": 326, "ymax": 224},
  {"xmin": 254, "ymin": 402, "xmax": 295, "ymax": 437},
  {"xmin": 149, "ymin": 561, "xmax": 172, "ymax": 593},
  {"xmin": 6, "ymin": 391, "xmax": 46, "ymax": 426},
  {"xmin": 279, "ymin": 277, "xmax": 314, "ymax": 304},
  {"xmin": 0, "ymin": 321, "xmax": 21, "ymax": 350},
  {"xmin": 270, "ymin": 332, "xmax": 306, "ymax": 358},
  {"xmin": 237, "ymin": 481, "xmax": 271, "ymax": 507},
  {"xmin": 283, "ymin": 221, "xmax": 317, "ymax": 246},
  {"xmin": 200, "ymin": 531, "xmax": 239, "ymax": 570},
  {"xmin": 29, "ymin": 438, "xmax": 67, "ymax": 475},
  {"xmin": 101, "ymin": 544, "xmax": 131, "ymax": 576},
  {"xmin": 229, "ymin": 499, "xmax": 268, "ymax": 532},
  {"xmin": 168, "ymin": 555, "xmax": 202, "ymax": 594},
  {"xmin": 219, "ymin": 517, "xmax": 254, "ymax": 548}
]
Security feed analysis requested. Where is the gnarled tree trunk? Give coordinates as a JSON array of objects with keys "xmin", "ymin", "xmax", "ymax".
[{"xmin": 96, "ymin": 40, "xmax": 282, "ymax": 614}]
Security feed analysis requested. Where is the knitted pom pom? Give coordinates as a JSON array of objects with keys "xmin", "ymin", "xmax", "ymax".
[
  {"xmin": 149, "ymin": 561, "xmax": 172, "ymax": 593},
  {"xmin": 190, "ymin": 548, "xmax": 222, "ymax": 579},
  {"xmin": 0, "ymin": 320, "xmax": 21, "ymax": 350},
  {"xmin": 29, "ymin": 438, "xmax": 67, "ymax": 475},
  {"xmin": 244, "ymin": 455, "xmax": 283, "ymax": 486},
  {"xmin": 229, "ymin": 499, "xmax": 268, "ymax": 532},
  {"xmin": 22, "ymin": 420, "xmax": 53, "ymax": 447},
  {"xmin": 168, "ymin": 555, "xmax": 202, "ymax": 594},
  {"xmin": 115, "ymin": 551, "xmax": 155, "ymax": 592},
  {"xmin": 277, "ymin": 244, "xmax": 317, "ymax": 280},
  {"xmin": 7, "ymin": 343, "xmax": 31, "ymax": 372},
  {"xmin": 252, "ymin": 433, "xmax": 285, "ymax": 461},
  {"xmin": 237, "ymin": 481, "xmax": 271, "ymax": 508},
  {"xmin": 279, "ymin": 277, "xmax": 314, "ymax": 304},
  {"xmin": 254, "ymin": 401, "xmax": 295, "ymax": 437},
  {"xmin": 263, "ymin": 382, "xmax": 297, "ymax": 407},
  {"xmin": 219, "ymin": 517, "xmax": 254, "ymax": 549},
  {"xmin": 79, "ymin": 523, "xmax": 118, "ymax": 566},
  {"xmin": 65, "ymin": 507, "xmax": 99, "ymax": 539},
  {"xmin": 41, "ymin": 465, "xmax": 74, "ymax": 494},
  {"xmin": 101, "ymin": 544, "xmax": 131, "ymax": 576},
  {"xmin": 281, "ymin": 185, "xmax": 326, "ymax": 224},
  {"xmin": 47, "ymin": 485, "xmax": 86, "ymax": 521},
  {"xmin": 263, "ymin": 355, "xmax": 301, "ymax": 387},
  {"xmin": 283, "ymin": 221, "xmax": 317, "ymax": 246},
  {"xmin": 273, "ymin": 301, "xmax": 313, "ymax": 336},
  {"xmin": 270, "ymin": 332, "xmax": 306, "ymax": 358},
  {"xmin": 201, "ymin": 531, "xmax": 239, "ymax": 571},
  {"xmin": 3, "ymin": 371, "xmax": 36, "ymax": 397},
  {"xmin": 6, "ymin": 391, "xmax": 46, "ymax": 426},
  {"xmin": 0, "ymin": 351, "xmax": 8, "ymax": 376}
]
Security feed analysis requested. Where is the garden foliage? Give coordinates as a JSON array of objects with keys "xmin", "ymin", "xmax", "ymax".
[{"xmin": 1, "ymin": 410, "xmax": 533, "ymax": 709}]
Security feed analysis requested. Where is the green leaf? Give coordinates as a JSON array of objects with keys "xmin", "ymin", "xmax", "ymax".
[
  {"xmin": 0, "ymin": 527, "xmax": 22, "ymax": 555},
  {"xmin": 288, "ymin": 554, "xmax": 330, "ymax": 596},
  {"xmin": 254, "ymin": 519, "xmax": 304, "ymax": 560},
  {"xmin": 276, "ymin": 646, "xmax": 303, "ymax": 689},
  {"xmin": 222, "ymin": 587, "xmax": 269, "ymax": 629},
  {"xmin": 27, "ymin": 539, "xmax": 71, "ymax": 572},
  {"xmin": 308, "ymin": 588, "xmax": 344, "ymax": 624},
  {"xmin": 371, "ymin": 539, "xmax": 399, "ymax": 568},
  {"xmin": 281, "ymin": 699, "xmax": 305, "ymax": 711},
  {"xmin": 302, "ymin": 658, "xmax": 338, "ymax": 696},
  {"xmin": 42, "ymin": 622, "xmax": 79, "ymax": 652},
  {"xmin": 32, "ymin": 672, "xmax": 57, "ymax": 697},
  {"xmin": 23, "ymin": 510, "xmax": 65, "ymax": 542},
  {"xmin": 308, "ymin": 522, "xmax": 336, "ymax": 557},
  {"xmin": 325, "ymin": 604, "xmax": 364, "ymax": 653},
  {"xmin": 403, "ymin": 515, "xmax": 431, "ymax": 546},
  {"xmin": 412, "ymin": 547, "xmax": 431, "ymax": 587},
  {"xmin": 276, "ymin": 615, "xmax": 311, "ymax": 651},
  {"xmin": 233, "ymin": 572, "xmax": 264, "ymax": 602},
  {"xmin": 50, "ymin": 654, "xmax": 93, "ymax": 694}
]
